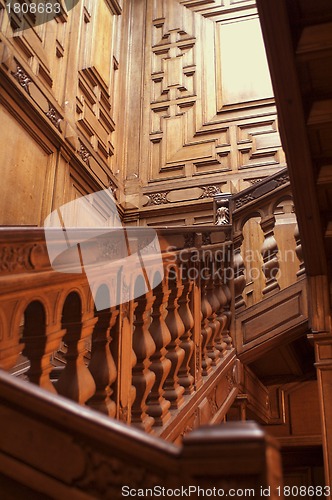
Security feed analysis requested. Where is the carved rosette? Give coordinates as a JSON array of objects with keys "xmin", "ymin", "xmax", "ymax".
[
  {"xmin": 146, "ymin": 192, "xmax": 169, "ymax": 206},
  {"xmin": 12, "ymin": 65, "xmax": 31, "ymax": 93},
  {"xmin": 45, "ymin": 104, "xmax": 62, "ymax": 131},
  {"xmin": 0, "ymin": 244, "xmax": 36, "ymax": 274},
  {"xmin": 78, "ymin": 142, "xmax": 91, "ymax": 165},
  {"xmin": 200, "ymin": 185, "xmax": 222, "ymax": 199}
]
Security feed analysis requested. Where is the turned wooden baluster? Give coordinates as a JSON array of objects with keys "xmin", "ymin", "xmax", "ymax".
[
  {"xmin": 87, "ymin": 290, "xmax": 119, "ymax": 416},
  {"xmin": 206, "ymin": 261, "xmax": 221, "ymax": 366},
  {"xmin": 260, "ymin": 215, "xmax": 280, "ymax": 296},
  {"xmin": 178, "ymin": 274, "xmax": 195, "ymax": 395},
  {"xmin": 146, "ymin": 278, "xmax": 172, "ymax": 426},
  {"xmin": 163, "ymin": 272, "xmax": 185, "ymax": 409},
  {"xmin": 233, "ymin": 230, "xmax": 246, "ymax": 310},
  {"xmin": 212, "ymin": 266, "xmax": 228, "ymax": 358},
  {"xmin": 56, "ymin": 293, "xmax": 97, "ymax": 405},
  {"xmin": 201, "ymin": 265, "xmax": 213, "ymax": 376},
  {"xmin": 221, "ymin": 279, "xmax": 233, "ymax": 350},
  {"xmin": 118, "ymin": 301, "xmax": 137, "ymax": 424},
  {"xmin": 131, "ymin": 281, "xmax": 156, "ymax": 432},
  {"xmin": 294, "ymin": 224, "xmax": 305, "ymax": 278},
  {"xmin": 22, "ymin": 301, "xmax": 64, "ymax": 393}
]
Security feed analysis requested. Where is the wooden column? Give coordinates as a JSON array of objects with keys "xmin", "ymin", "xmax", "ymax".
[
  {"xmin": 311, "ymin": 332, "xmax": 332, "ymax": 500},
  {"xmin": 308, "ymin": 275, "xmax": 332, "ymax": 497}
]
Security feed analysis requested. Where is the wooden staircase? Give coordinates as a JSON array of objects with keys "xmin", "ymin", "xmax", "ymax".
[{"xmin": 0, "ymin": 171, "xmax": 309, "ymax": 496}]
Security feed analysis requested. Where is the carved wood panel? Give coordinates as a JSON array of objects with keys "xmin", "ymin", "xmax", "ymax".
[
  {"xmin": 136, "ymin": 0, "xmax": 286, "ymax": 216},
  {"xmin": 0, "ymin": 0, "xmax": 122, "ymax": 225}
]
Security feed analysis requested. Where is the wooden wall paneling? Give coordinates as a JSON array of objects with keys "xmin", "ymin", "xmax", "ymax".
[
  {"xmin": 0, "ymin": 0, "xmax": 124, "ymax": 226},
  {"xmin": 0, "ymin": 101, "xmax": 56, "ymax": 226},
  {"xmin": 119, "ymin": 0, "xmax": 148, "ymax": 207},
  {"xmin": 135, "ymin": 0, "xmax": 287, "ymax": 225},
  {"xmin": 76, "ymin": 0, "xmax": 119, "ymax": 182},
  {"xmin": 235, "ymin": 279, "xmax": 308, "ymax": 361},
  {"xmin": 265, "ymin": 381, "xmax": 322, "ymax": 447}
]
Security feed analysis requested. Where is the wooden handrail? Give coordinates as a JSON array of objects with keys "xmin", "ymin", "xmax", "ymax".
[
  {"xmin": 215, "ymin": 168, "xmax": 305, "ymax": 312},
  {"xmin": 0, "ymin": 370, "xmax": 283, "ymax": 499}
]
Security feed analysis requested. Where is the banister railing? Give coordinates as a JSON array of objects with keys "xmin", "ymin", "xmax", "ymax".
[
  {"xmin": 0, "ymin": 370, "xmax": 284, "ymax": 499},
  {"xmin": 0, "ymin": 225, "xmax": 239, "ymax": 441},
  {"xmin": 214, "ymin": 168, "xmax": 308, "ymax": 361},
  {"xmin": 214, "ymin": 168, "xmax": 305, "ymax": 312}
]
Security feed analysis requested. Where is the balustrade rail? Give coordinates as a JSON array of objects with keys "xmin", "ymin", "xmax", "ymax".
[
  {"xmin": 214, "ymin": 168, "xmax": 308, "ymax": 360},
  {"xmin": 0, "ymin": 370, "xmax": 283, "ymax": 499},
  {"xmin": 0, "ymin": 225, "xmax": 239, "ymax": 441}
]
